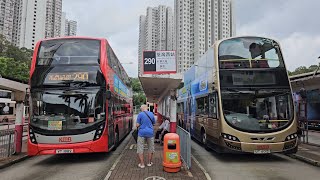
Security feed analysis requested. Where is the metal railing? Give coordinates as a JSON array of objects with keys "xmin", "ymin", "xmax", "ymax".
[
  {"xmin": 0, "ymin": 129, "xmax": 15, "ymax": 159},
  {"xmin": 176, "ymin": 126, "xmax": 191, "ymax": 169}
]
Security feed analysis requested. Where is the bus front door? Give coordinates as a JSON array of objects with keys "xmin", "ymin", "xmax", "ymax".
[{"xmin": 207, "ymin": 93, "xmax": 219, "ymax": 144}]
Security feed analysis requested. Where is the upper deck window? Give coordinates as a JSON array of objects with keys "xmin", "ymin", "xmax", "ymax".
[
  {"xmin": 218, "ymin": 37, "xmax": 284, "ymax": 69},
  {"xmin": 37, "ymin": 39, "xmax": 100, "ymax": 66}
]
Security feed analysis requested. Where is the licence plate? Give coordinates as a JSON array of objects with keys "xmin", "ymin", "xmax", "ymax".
[
  {"xmin": 253, "ymin": 150, "xmax": 271, "ymax": 154},
  {"xmin": 56, "ymin": 149, "xmax": 74, "ymax": 154}
]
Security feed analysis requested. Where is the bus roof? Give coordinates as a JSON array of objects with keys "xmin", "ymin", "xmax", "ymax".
[{"xmin": 39, "ymin": 36, "xmax": 105, "ymax": 41}]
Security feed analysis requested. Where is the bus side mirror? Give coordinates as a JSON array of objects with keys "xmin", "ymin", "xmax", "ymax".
[{"xmin": 106, "ymin": 90, "xmax": 111, "ymax": 100}]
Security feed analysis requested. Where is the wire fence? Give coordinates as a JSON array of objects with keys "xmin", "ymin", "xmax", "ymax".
[
  {"xmin": 176, "ymin": 126, "xmax": 191, "ymax": 169},
  {"xmin": 0, "ymin": 129, "xmax": 15, "ymax": 159}
]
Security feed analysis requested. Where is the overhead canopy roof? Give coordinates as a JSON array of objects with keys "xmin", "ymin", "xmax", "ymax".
[
  {"xmin": 290, "ymin": 71, "xmax": 320, "ymax": 91},
  {"xmin": 139, "ymin": 74, "xmax": 183, "ymax": 103},
  {"xmin": 0, "ymin": 77, "xmax": 28, "ymax": 101}
]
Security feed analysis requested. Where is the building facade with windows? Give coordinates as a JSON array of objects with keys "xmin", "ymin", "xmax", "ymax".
[
  {"xmin": 45, "ymin": 0, "xmax": 62, "ymax": 38},
  {"xmin": 0, "ymin": 0, "xmax": 14, "ymax": 43},
  {"xmin": 175, "ymin": 0, "xmax": 235, "ymax": 73},
  {"xmin": 19, "ymin": 0, "xmax": 47, "ymax": 50},
  {"xmin": 138, "ymin": 5, "xmax": 175, "ymax": 76},
  {"xmin": 0, "ymin": 0, "xmax": 68, "ymax": 50},
  {"xmin": 60, "ymin": 12, "xmax": 66, "ymax": 36},
  {"xmin": 0, "ymin": 0, "xmax": 23, "ymax": 45},
  {"xmin": 65, "ymin": 20, "xmax": 77, "ymax": 36}
]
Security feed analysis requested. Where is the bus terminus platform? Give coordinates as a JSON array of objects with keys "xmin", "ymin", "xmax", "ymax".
[{"xmin": 139, "ymin": 73, "xmax": 182, "ymax": 132}]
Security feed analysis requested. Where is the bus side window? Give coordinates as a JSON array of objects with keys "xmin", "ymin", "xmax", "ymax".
[
  {"xmin": 196, "ymin": 98, "xmax": 201, "ymax": 115},
  {"xmin": 204, "ymin": 96, "xmax": 209, "ymax": 115},
  {"xmin": 209, "ymin": 93, "xmax": 217, "ymax": 119},
  {"xmin": 196, "ymin": 97, "xmax": 208, "ymax": 116}
]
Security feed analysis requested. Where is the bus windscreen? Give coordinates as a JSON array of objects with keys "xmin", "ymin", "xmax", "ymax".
[
  {"xmin": 218, "ymin": 37, "xmax": 284, "ymax": 69},
  {"xmin": 37, "ymin": 39, "xmax": 100, "ymax": 66},
  {"xmin": 30, "ymin": 89, "xmax": 105, "ymax": 132}
]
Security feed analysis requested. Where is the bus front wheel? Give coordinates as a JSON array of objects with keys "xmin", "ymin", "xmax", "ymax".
[
  {"xmin": 284, "ymin": 146, "xmax": 298, "ymax": 154},
  {"xmin": 112, "ymin": 128, "xmax": 120, "ymax": 151},
  {"xmin": 201, "ymin": 130, "xmax": 210, "ymax": 151}
]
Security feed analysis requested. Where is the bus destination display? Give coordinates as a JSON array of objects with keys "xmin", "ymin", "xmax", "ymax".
[{"xmin": 48, "ymin": 72, "xmax": 89, "ymax": 81}]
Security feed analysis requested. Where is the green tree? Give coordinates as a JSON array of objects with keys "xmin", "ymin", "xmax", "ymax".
[
  {"xmin": 0, "ymin": 35, "xmax": 32, "ymax": 82},
  {"xmin": 0, "ymin": 57, "xmax": 30, "ymax": 82},
  {"xmin": 131, "ymin": 78, "xmax": 143, "ymax": 92},
  {"xmin": 133, "ymin": 92, "xmax": 146, "ymax": 107},
  {"xmin": 129, "ymin": 77, "xmax": 146, "ymax": 106},
  {"xmin": 290, "ymin": 66, "xmax": 312, "ymax": 76},
  {"xmin": 309, "ymin": 65, "xmax": 319, "ymax": 71}
]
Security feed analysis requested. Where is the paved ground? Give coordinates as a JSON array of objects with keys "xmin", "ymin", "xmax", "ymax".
[
  {"xmin": 0, "ymin": 140, "xmax": 27, "ymax": 168},
  {"xmin": 1, "ymin": 114, "xmax": 319, "ymax": 180},
  {"xmin": 0, "ymin": 134, "xmax": 131, "ymax": 180},
  {"xmin": 192, "ymin": 140, "xmax": 320, "ymax": 180},
  {"xmin": 290, "ymin": 143, "xmax": 320, "ymax": 166},
  {"xmin": 108, "ymin": 136, "xmax": 207, "ymax": 180},
  {"xmin": 304, "ymin": 130, "xmax": 320, "ymax": 145}
]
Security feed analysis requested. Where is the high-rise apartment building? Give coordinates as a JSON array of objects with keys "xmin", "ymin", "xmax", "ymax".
[
  {"xmin": 138, "ymin": 5, "xmax": 175, "ymax": 75},
  {"xmin": 60, "ymin": 12, "xmax": 66, "ymax": 36},
  {"xmin": 175, "ymin": 0, "xmax": 234, "ymax": 73},
  {"xmin": 19, "ymin": 0, "xmax": 47, "ymax": 50},
  {"xmin": 66, "ymin": 20, "xmax": 77, "ymax": 36},
  {"xmin": 45, "ymin": 0, "xmax": 62, "ymax": 38},
  {"xmin": 0, "ymin": 0, "xmax": 64, "ymax": 49},
  {"xmin": 12, "ymin": 0, "xmax": 23, "ymax": 47},
  {"xmin": 138, "ymin": 15, "xmax": 146, "ymax": 76},
  {"xmin": 0, "ymin": 0, "xmax": 15, "ymax": 43},
  {"xmin": 64, "ymin": 19, "xmax": 77, "ymax": 36}
]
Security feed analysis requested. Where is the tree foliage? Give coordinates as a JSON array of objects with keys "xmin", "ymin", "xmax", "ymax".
[
  {"xmin": 0, "ymin": 35, "xmax": 32, "ymax": 82},
  {"xmin": 288, "ymin": 64, "xmax": 319, "ymax": 76},
  {"xmin": 0, "ymin": 57, "xmax": 30, "ymax": 82},
  {"xmin": 130, "ymin": 77, "xmax": 146, "ymax": 106},
  {"xmin": 131, "ymin": 78, "xmax": 143, "ymax": 92}
]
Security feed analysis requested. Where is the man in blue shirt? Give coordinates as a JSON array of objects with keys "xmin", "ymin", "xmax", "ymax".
[{"xmin": 136, "ymin": 104, "xmax": 155, "ymax": 168}]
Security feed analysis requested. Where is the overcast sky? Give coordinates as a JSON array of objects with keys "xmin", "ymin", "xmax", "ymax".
[{"xmin": 63, "ymin": 0, "xmax": 320, "ymax": 77}]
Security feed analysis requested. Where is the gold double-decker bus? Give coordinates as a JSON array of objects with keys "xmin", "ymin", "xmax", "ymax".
[{"xmin": 177, "ymin": 36, "xmax": 298, "ymax": 154}]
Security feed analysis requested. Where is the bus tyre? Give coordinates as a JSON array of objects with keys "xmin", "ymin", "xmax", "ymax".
[
  {"xmin": 284, "ymin": 146, "xmax": 298, "ymax": 154},
  {"xmin": 201, "ymin": 130, "xmax": 210, "ymax": 151},
  {"xmin": 115, "ymin": 131, "xmax": 119, "ymax": 146},
  {"xmin": 112, "ymin": 130, "xmax": 120, "ymax": 151}
]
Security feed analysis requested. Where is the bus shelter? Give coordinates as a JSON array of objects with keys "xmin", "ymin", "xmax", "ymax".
[
  {"xmin": 290, "ymin": 71, "xmax": 320, "ymax": 144},
  {"xmin": 139, "ymin": 74, "xmax": 182, "ymax": 132},
  {"xmin": 0, "ymin": 76, "xmax": 29, "ymax": 153}
]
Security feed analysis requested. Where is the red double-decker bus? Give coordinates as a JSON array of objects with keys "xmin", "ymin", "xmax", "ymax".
[{"xmin": 28, "ymin": 37, "xmax": 133, "ymax": 155}]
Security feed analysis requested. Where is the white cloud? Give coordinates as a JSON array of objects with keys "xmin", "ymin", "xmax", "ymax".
[
  {"xmin": 236, "ymin": 0, "xmax": 320, "ymax": 71},
  {"xmin": 281, "ymin": 33, "xmax": 320, "ymax": 71},
  {"xmin": 63, "ymin": 0, "xmax": 320, "ymax": 76},
  {"xmin": 63, "ymin": 0, "xmax": 174, "ymax": 77}
]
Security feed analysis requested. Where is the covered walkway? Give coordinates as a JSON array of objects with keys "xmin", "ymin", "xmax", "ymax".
[
  {"xmin": 0, "ymin": 76, "xmax": 28, "ymax": 122},
  {"xmin": 139, "ymin": 73, "xmax": 183, "ymax": 131}
]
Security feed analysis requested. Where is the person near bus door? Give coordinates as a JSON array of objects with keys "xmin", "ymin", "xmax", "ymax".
[{"xmin": 136, "ymin": 104, "xmax": 155, "ymax": 168}]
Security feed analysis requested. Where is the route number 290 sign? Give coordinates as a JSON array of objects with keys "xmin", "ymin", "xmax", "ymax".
[{"xmin": 143, "ymin": 51, "xmax": 176, "ymax": 74}]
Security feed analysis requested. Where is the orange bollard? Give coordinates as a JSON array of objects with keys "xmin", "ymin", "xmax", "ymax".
[{"xmin": 162, "ymin": 133, "xmax": 182, "ymax": 173}]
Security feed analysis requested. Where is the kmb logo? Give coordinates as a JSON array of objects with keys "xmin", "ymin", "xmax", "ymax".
[{"xmin": 59, "ymin": 137, "xmax": 72, "ymax": 142}]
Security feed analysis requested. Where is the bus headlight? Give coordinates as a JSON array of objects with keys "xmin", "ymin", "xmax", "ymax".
[
  {"xmin": 29, "ymin": 128, "xmax": 37, "ymax": 144},
  {"xmin": 93, "ymin": 122, "xmax": 105, "ymax": 141},
  {"xmin": 221, "ymin": 133, "xmax": 240, "ymax": 142},
  {"xmin": 285, "ymin": 133, "xmax": 297, "ymax": 141}
]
